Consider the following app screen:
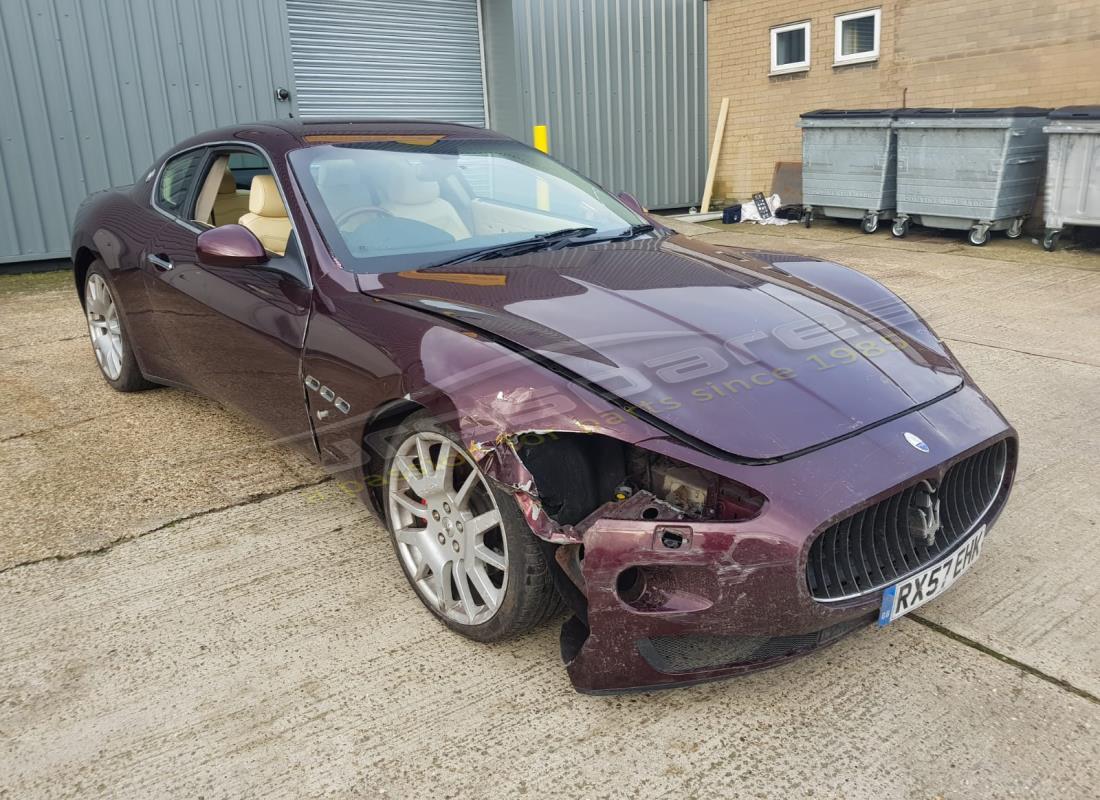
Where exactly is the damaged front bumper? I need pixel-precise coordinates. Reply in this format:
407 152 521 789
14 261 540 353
465 383 1015 694
561 509 879 693
470 432 880 693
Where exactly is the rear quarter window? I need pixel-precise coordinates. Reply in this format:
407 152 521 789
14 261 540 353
155 150 206 216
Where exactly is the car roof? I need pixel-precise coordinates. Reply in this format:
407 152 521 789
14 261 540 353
265 118 510 143
157 119 514 167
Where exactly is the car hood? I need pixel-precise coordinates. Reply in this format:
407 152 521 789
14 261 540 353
357 235 962 461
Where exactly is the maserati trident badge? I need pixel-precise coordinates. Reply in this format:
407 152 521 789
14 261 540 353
904 432 930 453
908 480 942 546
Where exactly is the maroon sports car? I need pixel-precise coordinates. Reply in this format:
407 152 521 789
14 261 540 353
71 119 1016 693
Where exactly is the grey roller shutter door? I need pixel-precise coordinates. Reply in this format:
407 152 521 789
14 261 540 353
287 0 487 126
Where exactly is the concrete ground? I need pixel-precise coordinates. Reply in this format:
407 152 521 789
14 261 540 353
1 222 1098 798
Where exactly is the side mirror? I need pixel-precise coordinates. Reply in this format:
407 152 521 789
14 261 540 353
615 191 670 233
196 224 269 268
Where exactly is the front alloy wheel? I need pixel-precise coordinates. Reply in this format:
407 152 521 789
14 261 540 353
383 413 561 641
389 431 508 625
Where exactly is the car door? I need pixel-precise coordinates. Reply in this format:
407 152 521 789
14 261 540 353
144 145 315 448
138 147 209 386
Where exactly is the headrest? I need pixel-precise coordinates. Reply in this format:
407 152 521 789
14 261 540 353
384 160 441 206
248 175 287 218
218 169 238 195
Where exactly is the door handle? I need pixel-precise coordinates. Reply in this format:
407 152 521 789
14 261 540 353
147 253 173 271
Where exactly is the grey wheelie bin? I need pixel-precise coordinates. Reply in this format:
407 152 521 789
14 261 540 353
891 107 1049 245
1042 106 1100 251
798 108 900 234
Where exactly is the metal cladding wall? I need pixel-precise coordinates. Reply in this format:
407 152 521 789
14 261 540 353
286 0 487 125
495 0 707 210
0 0 296 263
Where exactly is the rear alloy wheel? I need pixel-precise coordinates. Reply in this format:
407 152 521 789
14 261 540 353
84 263 155 392
383 413 561 641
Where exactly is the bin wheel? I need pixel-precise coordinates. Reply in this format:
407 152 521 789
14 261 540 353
861 214 879 234
1006 218 1024 239
801 210 813 228
891 218 909 238
1042 229 1061 252
968 226 990 247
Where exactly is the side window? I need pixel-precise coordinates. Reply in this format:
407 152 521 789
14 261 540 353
227 152 271 190
192 148 283 229
155 150 206 217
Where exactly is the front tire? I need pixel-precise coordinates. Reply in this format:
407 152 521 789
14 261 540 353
84 262 156 392
383 412 561 642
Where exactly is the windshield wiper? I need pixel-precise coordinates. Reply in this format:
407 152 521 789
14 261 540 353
623 222 656 238
581 223 656 244
429 227 598 267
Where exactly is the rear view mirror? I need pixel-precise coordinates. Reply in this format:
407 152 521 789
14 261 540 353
196 224 269 268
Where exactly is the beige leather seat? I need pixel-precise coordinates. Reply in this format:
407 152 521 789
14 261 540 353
380 160 470 241
211 170 251 227
239 175 292 255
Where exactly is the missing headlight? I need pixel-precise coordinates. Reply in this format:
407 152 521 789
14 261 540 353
628 451 765 522
513 433 766 527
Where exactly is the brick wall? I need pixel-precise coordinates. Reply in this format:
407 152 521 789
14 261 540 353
706 0 1100 204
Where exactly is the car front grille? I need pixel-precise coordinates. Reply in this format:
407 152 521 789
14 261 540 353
807 438 1011 601
637 615 873 674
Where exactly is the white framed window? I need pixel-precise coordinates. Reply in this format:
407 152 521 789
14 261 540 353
770 21 810 75
834 8 881 65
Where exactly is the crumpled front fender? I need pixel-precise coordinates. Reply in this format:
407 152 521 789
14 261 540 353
412 325 663 543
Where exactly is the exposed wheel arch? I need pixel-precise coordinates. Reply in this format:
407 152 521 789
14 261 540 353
73 247 98 308
360 398 428 516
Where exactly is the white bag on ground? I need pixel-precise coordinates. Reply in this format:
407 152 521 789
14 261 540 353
740 193 791 225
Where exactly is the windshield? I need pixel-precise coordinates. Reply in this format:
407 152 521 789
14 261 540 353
288 138 646 273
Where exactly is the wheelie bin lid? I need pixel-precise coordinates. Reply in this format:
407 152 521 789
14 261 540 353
1049 106 1100 120
800 108 901 119
894 106 1050 118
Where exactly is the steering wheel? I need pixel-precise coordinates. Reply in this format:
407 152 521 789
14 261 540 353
336 205 394 233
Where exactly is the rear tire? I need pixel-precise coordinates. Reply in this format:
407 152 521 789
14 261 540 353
84 262 156 392
382 411 562 642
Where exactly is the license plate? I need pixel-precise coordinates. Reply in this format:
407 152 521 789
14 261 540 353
877 525 987 626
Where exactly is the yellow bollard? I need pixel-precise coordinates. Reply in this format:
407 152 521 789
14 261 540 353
532 124 549 153
533 124 550 210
